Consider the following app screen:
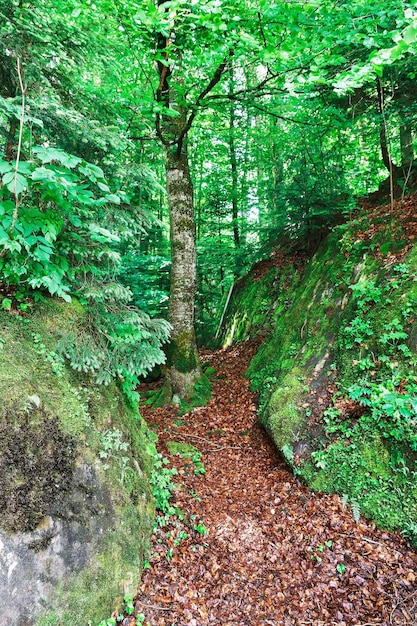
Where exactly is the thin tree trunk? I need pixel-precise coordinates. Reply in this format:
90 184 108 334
400 121 413 168
377 78 396 174
269 117 280 225
165 147 201 398
377 78 395 209
239 110 251 245
229 103 240 249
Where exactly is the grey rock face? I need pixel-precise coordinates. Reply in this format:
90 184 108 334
0 302 154 626
0 460 115 625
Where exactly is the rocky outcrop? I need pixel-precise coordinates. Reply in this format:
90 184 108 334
0 300 155 625
222 213 417 545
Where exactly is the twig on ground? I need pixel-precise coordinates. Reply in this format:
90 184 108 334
390 588 417 624
135 599 172 611
175 433 242 451
341 534 403 556
205 445 243 451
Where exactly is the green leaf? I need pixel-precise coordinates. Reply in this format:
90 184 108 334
105 193 121 205
2 171 28 195
79 162 105 181
68 213 82 227
33 245 53 262
88 223 121 243
403 24 417 45
0 226 9 243
31 167 57 182
17 161 33 175
0 201 14 216
0 160 13 175
32 146 82 169
1 298 12 311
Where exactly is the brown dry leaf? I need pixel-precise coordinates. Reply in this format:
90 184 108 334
135 339 417 626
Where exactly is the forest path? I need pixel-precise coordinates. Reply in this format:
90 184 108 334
135 341 417 626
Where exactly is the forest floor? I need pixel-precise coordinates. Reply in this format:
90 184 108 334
133 339 417 626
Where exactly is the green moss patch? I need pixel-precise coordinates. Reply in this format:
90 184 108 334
36 500 150 626
259 369 306 449
178 373 212 415
304 426 415 532
222 265 298 346
166 330 199 373
166 441 199 458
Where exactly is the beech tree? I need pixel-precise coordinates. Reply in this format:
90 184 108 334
128 0 338 399
152 0 230 399
126 0 266 400
125 0 417 401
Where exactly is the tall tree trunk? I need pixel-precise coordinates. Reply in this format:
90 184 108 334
229 106 240 249
269 117 280 225
239 110 251 245
228 70 240 250
195 149 204 241
154 0 228 401
165 146 201 398
155 0 201 400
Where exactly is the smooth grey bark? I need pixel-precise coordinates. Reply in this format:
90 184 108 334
164 147 201 398
154 3 229 400
154 0 202 399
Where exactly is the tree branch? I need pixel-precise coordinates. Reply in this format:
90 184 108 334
248 101 328 127
176 54 230 155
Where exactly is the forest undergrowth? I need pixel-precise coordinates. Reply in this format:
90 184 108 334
129 339 417 626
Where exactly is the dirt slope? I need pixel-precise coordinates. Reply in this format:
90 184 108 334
135 340 417 626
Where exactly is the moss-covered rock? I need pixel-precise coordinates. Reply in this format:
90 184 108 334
223 217 417 543
0 300 156 626
222 263 299 347
259 369 306 448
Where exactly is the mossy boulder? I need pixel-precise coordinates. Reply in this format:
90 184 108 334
0 300 156 626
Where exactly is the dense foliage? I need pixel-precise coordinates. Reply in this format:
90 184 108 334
0 0 172 385
3 3 417 622
2 0 417 374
